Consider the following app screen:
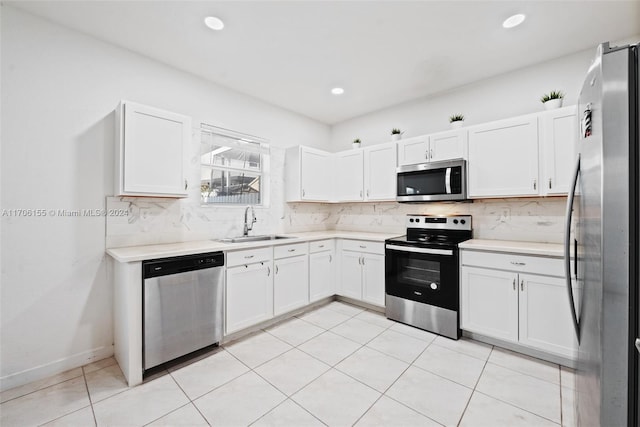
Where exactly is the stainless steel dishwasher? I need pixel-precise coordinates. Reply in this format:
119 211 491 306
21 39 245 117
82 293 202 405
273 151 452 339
142 252 224 372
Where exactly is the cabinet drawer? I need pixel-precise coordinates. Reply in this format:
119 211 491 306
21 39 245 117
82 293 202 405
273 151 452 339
227 247 272 267
309 239 334 253
274 242 309 259
461 250 564 277
341 240 384 254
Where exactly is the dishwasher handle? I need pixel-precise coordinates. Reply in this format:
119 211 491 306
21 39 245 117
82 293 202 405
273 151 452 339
143 252 225 278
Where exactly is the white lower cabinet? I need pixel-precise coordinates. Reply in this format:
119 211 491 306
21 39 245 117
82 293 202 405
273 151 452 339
226 260 273 335
460 249 578 359
309 240 335 302
274 243 309 315
518 273 578 356
339 240 385 307
461 266 519 342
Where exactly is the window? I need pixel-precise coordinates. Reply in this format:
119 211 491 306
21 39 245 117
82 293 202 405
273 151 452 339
200 124 269 205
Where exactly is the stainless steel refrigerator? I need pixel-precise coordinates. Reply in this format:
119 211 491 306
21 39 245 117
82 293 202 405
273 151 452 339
565 42 638 426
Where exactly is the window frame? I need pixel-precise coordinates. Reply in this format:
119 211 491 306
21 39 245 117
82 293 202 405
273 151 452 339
200 124 270 207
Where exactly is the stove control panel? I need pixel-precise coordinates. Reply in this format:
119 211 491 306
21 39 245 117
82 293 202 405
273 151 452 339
406 215 472 231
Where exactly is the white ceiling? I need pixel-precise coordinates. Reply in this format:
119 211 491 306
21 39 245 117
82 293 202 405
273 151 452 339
8 1 640 124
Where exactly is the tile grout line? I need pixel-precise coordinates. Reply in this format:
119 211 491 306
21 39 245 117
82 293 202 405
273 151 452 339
163 370 212 426
470 347 564 426
455 345 493 426
81 367 99 427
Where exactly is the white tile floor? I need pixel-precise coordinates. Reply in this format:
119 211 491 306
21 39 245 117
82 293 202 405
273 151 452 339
0 301 577 426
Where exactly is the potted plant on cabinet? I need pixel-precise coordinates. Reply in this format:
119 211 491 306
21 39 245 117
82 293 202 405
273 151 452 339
541 90 564 110
391 128 403 141
449 114 465 129
352 138 361 149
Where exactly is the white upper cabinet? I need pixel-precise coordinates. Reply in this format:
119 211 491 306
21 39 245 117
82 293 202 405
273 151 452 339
539 105 577 195
364 142 397 201
397 135 430 166
467 114 539 198
115 101 190 197
335 150 364 201
429 129 467 162
285 146 333 202
397 130 466 166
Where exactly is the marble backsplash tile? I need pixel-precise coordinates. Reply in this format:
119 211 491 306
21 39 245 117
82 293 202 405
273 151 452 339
106 195 567 248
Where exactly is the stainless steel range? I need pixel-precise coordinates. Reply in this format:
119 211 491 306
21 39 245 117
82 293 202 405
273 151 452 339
385 215 472 339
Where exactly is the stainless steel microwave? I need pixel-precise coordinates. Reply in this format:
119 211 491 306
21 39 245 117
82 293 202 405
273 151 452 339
396 159 467 202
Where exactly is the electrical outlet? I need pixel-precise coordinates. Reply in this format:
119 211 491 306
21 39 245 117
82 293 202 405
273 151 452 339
140 207 150 220
499 208 511 222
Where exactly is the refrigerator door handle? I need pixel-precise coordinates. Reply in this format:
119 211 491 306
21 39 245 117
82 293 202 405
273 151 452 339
636 338 640 354
564 154 581 341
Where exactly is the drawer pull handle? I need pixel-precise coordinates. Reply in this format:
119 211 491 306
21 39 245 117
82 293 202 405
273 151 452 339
318 245 325 248
359 245 366 248
288 249 296 252
244 255 254 259
510 261 526 266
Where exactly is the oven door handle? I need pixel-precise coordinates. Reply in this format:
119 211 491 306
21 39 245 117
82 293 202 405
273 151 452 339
386 244 453 256
445 167 452 194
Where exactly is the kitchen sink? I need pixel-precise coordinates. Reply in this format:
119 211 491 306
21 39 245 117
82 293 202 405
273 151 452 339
215 235 297 243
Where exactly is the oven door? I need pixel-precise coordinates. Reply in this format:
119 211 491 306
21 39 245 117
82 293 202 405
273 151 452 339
385 243 459 311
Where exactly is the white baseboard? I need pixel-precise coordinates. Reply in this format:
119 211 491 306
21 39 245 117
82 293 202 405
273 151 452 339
0 345 114 392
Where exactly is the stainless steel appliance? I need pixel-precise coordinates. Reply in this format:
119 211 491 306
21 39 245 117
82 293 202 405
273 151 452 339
565 42 638 426
385 215 472 339
143 252 224 372
396 159 467 202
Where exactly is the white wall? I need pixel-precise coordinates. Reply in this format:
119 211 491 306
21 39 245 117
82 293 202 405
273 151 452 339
330 48 596 149
0 6 330 390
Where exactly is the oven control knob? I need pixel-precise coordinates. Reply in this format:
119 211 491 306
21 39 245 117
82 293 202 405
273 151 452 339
430 283 438 290
460 219 466 225
409 218 414 223
453 219 459 224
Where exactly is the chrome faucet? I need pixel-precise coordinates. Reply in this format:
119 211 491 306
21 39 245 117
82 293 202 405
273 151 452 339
243 206 257 236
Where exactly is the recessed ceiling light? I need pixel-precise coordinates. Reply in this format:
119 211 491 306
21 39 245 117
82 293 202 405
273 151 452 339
502 14 526 29
331 87 345 95
204 16 224 31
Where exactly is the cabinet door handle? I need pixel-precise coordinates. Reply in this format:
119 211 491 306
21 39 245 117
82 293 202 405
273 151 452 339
184 179 188 190
362 257 366 266
533 179 537 190
430 148 433 159
513 279 516 290
244 255 254 259
267 266 270 276
359 256 363 265
329 254 332 262
275 265 279 274
549 178 552 189
425 150 429 160
366 189 369 197
510 261 526 266
521 280 524 291
360 190 363 198
302 189 305 197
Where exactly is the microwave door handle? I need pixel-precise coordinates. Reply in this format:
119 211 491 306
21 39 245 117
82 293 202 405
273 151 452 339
445 168 452 194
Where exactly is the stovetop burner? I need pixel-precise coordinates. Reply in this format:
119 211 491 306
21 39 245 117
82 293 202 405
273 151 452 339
386 215 472 249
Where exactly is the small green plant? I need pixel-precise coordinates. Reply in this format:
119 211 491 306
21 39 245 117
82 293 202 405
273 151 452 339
540 90 564 103
391 128 402 135
353 138 361 144
449 114 465 123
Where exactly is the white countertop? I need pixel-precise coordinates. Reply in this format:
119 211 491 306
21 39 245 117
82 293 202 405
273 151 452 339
106 230 402 263
458 239 564 257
